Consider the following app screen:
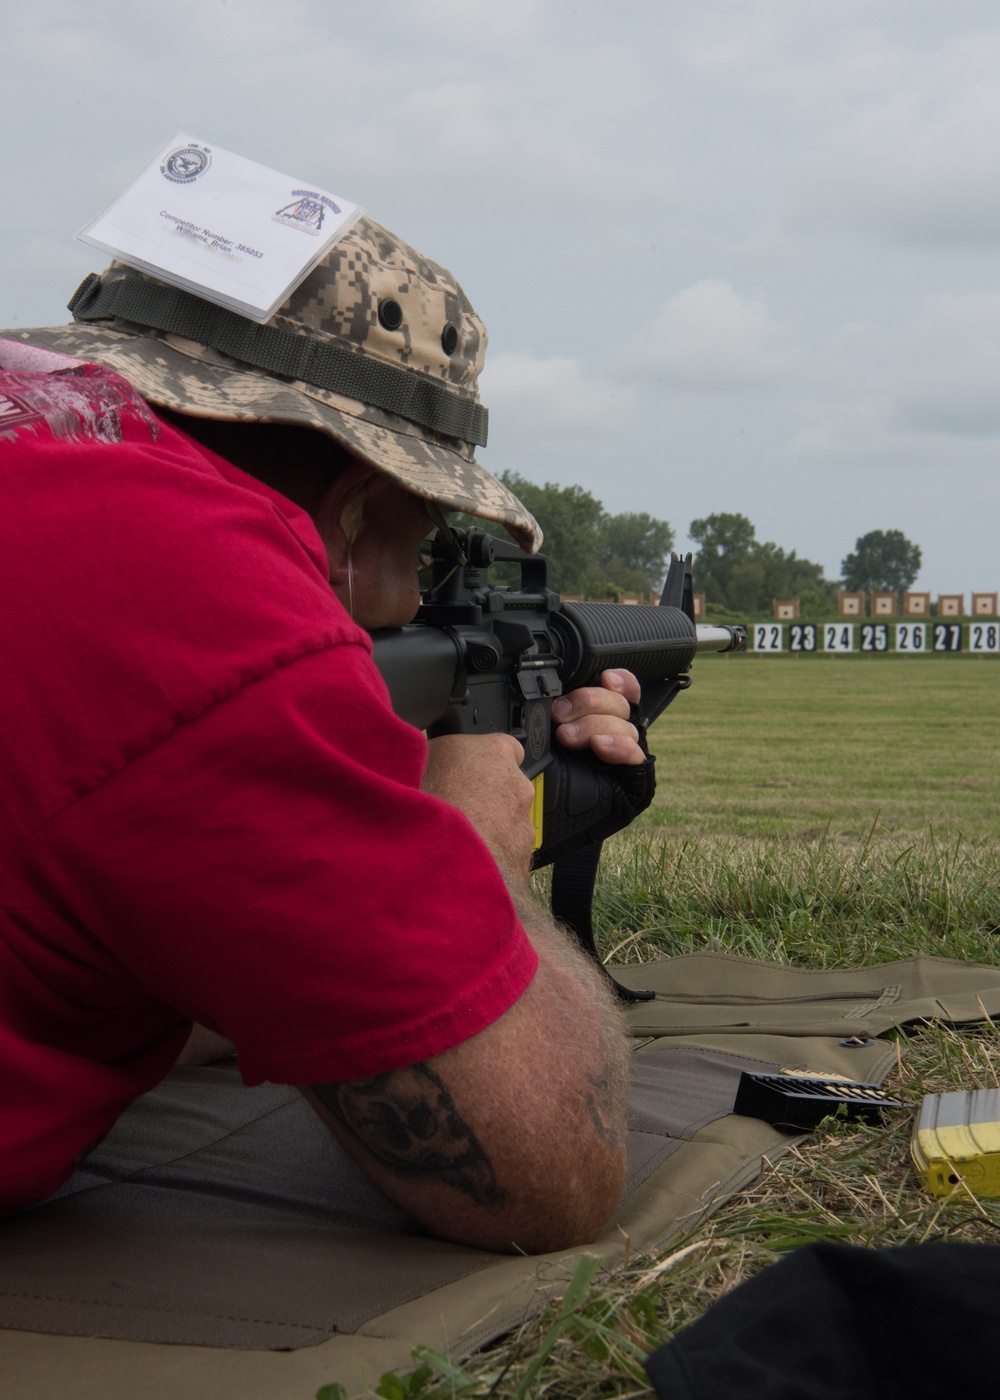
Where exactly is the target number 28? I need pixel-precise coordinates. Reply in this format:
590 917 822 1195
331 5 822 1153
970 622 1000 653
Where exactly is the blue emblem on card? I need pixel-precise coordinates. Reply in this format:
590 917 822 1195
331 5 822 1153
160 145 212 184
272 190 342 236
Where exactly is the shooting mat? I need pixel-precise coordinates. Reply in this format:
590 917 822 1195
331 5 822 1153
3 952 999 1400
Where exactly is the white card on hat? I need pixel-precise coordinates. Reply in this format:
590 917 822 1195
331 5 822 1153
78 133 361 323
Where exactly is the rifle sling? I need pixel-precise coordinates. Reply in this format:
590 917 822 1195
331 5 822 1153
551 844 655 1003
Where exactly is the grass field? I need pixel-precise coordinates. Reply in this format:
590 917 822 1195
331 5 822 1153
643 654 1000 842
322 660 1000 1399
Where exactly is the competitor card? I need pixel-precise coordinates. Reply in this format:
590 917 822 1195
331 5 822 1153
78 133 361 322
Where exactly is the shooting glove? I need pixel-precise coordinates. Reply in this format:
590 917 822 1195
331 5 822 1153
532 706 656 870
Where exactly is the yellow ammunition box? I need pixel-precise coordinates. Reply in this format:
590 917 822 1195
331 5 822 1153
910 1088 1000 1198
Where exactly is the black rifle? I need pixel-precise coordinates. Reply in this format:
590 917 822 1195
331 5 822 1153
371 527 745 1000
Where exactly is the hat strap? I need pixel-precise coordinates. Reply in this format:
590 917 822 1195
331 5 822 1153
68 272 489 447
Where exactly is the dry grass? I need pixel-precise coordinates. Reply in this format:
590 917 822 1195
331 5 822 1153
591 829 1000 968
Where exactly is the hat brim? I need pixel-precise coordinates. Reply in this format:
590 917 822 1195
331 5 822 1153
15 322 542 553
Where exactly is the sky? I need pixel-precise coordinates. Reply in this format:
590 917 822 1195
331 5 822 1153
4 0 1000 596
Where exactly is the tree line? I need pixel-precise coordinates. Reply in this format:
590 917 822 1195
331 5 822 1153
458 472 676 598
461 474 922 610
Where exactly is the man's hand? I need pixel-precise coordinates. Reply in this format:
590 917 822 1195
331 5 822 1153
422 732 536 882
422 669 646 872
552 668 645 766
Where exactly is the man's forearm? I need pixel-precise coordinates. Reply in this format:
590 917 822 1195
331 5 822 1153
507 884 631 1158
305 887 630 1254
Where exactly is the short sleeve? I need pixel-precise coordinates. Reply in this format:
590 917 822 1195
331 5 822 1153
16 641 538 1085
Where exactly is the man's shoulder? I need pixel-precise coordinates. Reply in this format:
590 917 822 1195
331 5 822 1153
0 334 333 593
0 336 226 527
0 335 372 840
1 334 161 447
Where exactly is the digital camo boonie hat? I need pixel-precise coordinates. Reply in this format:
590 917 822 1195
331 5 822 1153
14 218 541 551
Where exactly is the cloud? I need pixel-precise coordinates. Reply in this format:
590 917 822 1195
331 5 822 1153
669 0 799 78
390 0 542 43
479 351 635 453
788 291 1000 461
0 237 96 329
895 294 1000 435
621 280 797 389
1 3 675 232
791 51 1000 244
340 79 673 216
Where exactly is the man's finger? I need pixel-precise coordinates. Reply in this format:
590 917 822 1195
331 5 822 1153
599 669 642 703
551 687 631 725
554 715 645 766
589 733 647 766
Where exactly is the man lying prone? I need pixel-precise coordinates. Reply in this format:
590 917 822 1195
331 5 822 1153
0 212 650 1253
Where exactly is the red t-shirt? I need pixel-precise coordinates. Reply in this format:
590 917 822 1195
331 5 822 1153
0 340 537 1214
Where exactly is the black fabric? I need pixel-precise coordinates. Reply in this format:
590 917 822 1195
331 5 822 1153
550 842 602 951
550 844 657 1003
540 704 657 1002
645 1241 1000 1399
535 716 656 873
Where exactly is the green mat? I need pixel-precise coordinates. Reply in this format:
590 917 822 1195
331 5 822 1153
3 953 997 1399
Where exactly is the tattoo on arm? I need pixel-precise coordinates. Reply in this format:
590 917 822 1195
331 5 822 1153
586 1070 621 1148
313 1063 504 1210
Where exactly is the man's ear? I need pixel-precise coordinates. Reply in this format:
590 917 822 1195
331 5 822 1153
313 461 377 584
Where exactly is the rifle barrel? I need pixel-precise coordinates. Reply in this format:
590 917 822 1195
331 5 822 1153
695 624 747 653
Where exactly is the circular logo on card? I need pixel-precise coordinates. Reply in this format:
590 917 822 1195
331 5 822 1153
160 145 212 184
